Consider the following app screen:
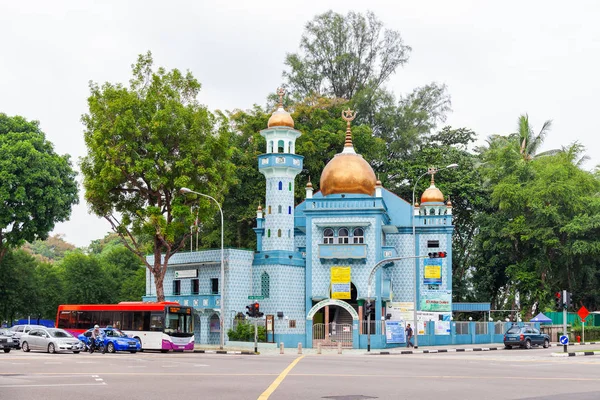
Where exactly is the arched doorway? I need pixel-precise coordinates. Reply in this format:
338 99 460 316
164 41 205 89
307 299 359 349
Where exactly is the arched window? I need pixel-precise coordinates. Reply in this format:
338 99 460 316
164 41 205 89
353 228 364 244
261 272 270 298
277 229 282 237
323 228 334 244
209 314 220 335
278 181 283 190
278 140 284 153
288 141 292 154
288 182 292 191
269 141 273 153
268 205 272 214
338 228 349 244
278 205 282 213
288 206 291 214
267 229 271 237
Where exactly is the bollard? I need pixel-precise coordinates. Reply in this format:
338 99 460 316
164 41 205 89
298 342 302 354
280 342 284 354
317 342 322 354
337 342 342 354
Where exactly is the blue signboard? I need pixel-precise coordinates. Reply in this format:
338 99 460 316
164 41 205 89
559 335 569 345
385 320 406 344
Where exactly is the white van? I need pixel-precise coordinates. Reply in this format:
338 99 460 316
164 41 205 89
9 324 46 349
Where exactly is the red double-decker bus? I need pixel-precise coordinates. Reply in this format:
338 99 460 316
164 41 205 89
56 302 194 351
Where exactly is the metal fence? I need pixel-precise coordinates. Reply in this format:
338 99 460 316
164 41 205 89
313 323 353 348
455 321 470 335
360 320 385 336
475 322 488 335
494 322 505 334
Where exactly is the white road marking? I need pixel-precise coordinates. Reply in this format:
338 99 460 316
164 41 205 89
194 364 209 367
0 383 107 388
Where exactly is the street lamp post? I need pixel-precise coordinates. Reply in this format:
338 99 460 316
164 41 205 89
180 187 225 350
411 163 457 348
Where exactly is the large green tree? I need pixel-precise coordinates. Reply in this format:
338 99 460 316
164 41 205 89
81 52 236 301
283 10 411 100
0 114 78 264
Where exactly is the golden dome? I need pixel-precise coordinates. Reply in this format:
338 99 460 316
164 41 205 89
420 175 445 203
319 108 376 196
267 87 294 128
267 107 294 128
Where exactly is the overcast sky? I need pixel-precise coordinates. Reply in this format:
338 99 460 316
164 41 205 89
2 0 599 247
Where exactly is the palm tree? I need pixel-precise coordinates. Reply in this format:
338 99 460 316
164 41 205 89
513 114 558 161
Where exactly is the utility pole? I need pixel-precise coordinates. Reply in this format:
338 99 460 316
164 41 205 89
563 289 567 353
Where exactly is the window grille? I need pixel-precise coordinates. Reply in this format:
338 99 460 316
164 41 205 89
353 228 364 244
338 228 349 244
323 228 334 244
261 272 270 298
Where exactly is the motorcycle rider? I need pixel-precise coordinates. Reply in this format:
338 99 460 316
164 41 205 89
90 325 105 354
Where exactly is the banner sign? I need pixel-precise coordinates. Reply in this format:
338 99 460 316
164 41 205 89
385 320 406 344
420 291 452 312
331 267 351 299
423 258 442 285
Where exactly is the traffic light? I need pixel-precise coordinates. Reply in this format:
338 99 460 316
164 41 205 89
365 301 374 318
428 251 447 258
254 302 264 318
566 292 573 309
554 292 562 310
246 303 255 318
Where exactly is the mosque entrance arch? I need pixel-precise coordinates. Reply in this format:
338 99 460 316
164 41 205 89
307 299 359 348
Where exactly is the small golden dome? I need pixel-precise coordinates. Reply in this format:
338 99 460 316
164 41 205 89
320 108 376 196
267 107 294 128
376 179 382 186
267 87 294 128
421 175 445 203
306 179 313 188
257 204 263 211
446 197 452 207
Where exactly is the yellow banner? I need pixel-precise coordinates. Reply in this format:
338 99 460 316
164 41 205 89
424 265 441 279
331 267 351 299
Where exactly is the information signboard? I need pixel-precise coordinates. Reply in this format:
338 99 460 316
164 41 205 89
385 320 406 344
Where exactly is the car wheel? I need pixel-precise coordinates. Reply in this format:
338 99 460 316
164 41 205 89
107 342 115 353
48 343 56 354
525 339 532 349
134 337 143 352
543 339 549 348
504 345 512 349
22 342 30 352
3 348 10 353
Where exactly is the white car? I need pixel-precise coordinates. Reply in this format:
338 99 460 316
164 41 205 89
20 327 83 354
9 324 46 349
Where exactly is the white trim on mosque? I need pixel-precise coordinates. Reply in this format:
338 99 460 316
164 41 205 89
306 299 360 320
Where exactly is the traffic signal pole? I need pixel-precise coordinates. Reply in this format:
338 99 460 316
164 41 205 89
366 254 431 352
563 289 568 353
254 318 258 354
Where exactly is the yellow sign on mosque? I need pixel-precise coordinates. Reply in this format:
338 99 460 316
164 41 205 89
331 267 351 299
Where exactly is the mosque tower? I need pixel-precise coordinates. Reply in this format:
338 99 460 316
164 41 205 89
256 88 303 252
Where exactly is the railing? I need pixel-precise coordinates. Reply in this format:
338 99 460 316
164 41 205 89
313 323 353 348
455 321 470 335
494 322 505 334
475 322 488 335
360 320 386 336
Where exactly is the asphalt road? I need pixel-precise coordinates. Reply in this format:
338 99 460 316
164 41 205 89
1 345 599 400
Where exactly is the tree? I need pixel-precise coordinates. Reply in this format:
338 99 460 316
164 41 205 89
0 114 78 264
283 10 411 100
0 250 39 323
21 234 76 263
60 252 115 304
81 52 236 301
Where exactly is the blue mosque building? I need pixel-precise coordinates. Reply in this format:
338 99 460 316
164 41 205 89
144 91 454 349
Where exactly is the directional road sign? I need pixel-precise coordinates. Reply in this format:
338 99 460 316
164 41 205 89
559 335 569 345
248 296 264 300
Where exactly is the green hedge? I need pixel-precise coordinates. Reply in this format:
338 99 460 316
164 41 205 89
571 326 600 341
227 321 266 342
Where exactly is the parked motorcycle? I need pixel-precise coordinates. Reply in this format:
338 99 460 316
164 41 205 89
82 336 105 354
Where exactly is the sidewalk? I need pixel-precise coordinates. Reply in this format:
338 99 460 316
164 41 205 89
192 342 508 356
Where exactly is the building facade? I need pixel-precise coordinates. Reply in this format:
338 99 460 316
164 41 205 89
144 91 454 349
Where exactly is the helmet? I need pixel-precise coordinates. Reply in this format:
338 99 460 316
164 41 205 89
94 325 99 329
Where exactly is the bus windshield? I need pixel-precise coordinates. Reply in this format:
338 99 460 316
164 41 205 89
164 307 193 336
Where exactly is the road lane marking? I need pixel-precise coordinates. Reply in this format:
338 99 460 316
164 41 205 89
0 383 107 388
258 355 305 400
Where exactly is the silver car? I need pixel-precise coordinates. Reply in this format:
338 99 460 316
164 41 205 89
20 328 83 354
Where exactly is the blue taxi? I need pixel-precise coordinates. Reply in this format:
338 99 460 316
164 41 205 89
78 327 141 353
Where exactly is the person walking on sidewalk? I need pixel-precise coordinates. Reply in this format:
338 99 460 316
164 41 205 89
405 323 414 348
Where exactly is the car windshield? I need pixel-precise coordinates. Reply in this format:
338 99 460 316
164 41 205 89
507 326 522 334
0 328 11 336
48 329 72 338
105 329 128 338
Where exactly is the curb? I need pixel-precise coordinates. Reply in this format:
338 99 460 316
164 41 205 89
193 350 255 355
550 342 599 347
369 346 503 355
551 351 600 357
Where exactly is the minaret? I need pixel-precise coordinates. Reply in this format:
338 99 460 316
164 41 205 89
257 88 303 251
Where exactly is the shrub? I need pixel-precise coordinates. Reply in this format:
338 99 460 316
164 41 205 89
227 321 266 342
